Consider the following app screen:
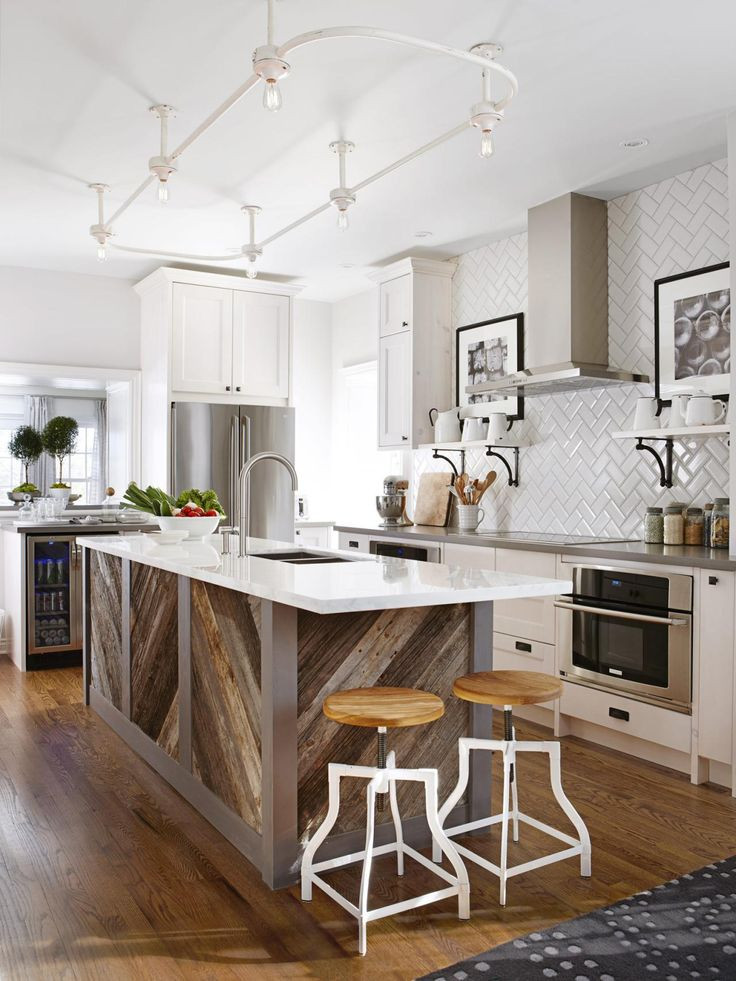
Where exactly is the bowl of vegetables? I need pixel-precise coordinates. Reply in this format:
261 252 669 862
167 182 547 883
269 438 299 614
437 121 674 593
122 483 225 540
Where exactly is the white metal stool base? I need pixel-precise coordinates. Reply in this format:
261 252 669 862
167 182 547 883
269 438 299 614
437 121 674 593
434 719 591 906
301 749 470 955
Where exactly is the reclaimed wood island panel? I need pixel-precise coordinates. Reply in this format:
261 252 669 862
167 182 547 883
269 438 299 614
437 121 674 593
82 535 570 888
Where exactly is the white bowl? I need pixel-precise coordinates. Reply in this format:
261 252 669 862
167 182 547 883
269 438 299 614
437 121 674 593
157 515 221 540
150 529 190 545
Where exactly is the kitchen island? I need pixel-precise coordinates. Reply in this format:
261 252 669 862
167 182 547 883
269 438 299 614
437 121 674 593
80 534 571 888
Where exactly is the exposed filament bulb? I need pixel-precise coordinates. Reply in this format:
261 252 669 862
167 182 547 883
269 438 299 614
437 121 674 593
480 130 494 159
263 79 282 112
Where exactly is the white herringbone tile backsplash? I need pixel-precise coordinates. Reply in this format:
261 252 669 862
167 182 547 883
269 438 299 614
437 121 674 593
414 160 730 539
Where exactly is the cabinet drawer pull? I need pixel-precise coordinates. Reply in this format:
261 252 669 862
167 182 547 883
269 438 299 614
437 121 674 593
708 575 719 585
348 540 360 549
608 707 629 722
225 385 231 391
515 641 532 653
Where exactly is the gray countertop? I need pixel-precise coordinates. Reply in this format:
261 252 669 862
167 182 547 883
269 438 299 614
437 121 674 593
334 523 736 570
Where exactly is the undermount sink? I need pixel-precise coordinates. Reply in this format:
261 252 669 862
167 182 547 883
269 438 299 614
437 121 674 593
250 549 353 565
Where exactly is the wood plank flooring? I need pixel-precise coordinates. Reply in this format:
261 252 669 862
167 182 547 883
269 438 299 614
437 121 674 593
1 659 735 980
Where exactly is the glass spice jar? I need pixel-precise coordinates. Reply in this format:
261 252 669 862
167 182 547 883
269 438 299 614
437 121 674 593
663 505 684 545
711 498 730 549
703 502 714 546
643 506 664 544
684 507 704 546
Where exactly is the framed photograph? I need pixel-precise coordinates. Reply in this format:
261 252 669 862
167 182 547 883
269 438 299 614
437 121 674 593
455 313 524 421
654 262 730 400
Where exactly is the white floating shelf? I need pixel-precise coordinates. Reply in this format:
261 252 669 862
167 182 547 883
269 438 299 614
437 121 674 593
612 424 730 440
419 439 529 450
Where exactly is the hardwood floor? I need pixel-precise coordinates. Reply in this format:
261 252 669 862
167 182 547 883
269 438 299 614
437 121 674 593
1 660 735 980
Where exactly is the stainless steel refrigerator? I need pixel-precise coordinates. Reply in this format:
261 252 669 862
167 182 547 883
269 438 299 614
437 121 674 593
171 402 296 542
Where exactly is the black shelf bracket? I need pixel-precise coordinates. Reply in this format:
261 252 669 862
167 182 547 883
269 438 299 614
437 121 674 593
431 447 465 478
485 445 520 487
635 437 674 488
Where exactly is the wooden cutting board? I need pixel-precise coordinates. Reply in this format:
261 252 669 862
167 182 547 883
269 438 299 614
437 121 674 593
412 472 454 527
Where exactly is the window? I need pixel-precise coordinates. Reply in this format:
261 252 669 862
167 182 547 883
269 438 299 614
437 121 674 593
0 396 27 495
66 425 98 504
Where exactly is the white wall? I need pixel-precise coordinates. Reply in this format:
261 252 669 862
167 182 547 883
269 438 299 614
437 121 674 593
292 298 333 520
0 267 140 370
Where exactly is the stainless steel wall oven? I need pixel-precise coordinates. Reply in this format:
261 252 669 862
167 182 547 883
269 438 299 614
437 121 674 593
556 565 693 713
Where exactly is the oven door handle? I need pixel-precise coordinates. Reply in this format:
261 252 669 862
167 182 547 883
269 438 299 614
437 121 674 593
553 599 689 627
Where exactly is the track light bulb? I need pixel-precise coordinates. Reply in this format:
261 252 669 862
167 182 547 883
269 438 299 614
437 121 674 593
263 79 282 112
337 209 349 232
246 255 258 279
480 130 494 159
97 244 107 262
158 181 169 203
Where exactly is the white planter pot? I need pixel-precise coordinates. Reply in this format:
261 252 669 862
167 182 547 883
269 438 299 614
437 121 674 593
49 487 70 504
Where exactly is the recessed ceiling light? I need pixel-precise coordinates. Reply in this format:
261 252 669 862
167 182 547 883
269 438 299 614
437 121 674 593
619 138 649 150
414 230 433 238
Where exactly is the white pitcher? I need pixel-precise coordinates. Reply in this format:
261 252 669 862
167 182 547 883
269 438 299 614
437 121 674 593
667 394 689 429
429 407 461 443
462 417 486 442
632 397 660 431
685 395 727 427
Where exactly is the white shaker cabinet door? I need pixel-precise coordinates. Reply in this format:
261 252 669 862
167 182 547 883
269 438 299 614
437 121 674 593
493 548 558 644
697 569 734 765
171 283 234 394
379 273 411 337
378 331 411 448
232 291 290 400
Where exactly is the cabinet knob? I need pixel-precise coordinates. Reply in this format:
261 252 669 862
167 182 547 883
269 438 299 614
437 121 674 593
402 435 408 441
236 386 241 392
708 575 719 585
401 320 409 327
225 385 231 392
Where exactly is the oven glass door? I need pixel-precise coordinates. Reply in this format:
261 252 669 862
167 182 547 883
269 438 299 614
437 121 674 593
572 603 670 689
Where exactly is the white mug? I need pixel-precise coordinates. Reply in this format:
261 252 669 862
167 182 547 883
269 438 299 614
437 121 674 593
632 397 660 431
667 394 689 429
457 503 485 531
462 417 486 442
487 413 509 442
685 395 727 427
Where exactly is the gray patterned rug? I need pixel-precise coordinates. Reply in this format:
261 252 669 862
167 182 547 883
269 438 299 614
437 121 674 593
418 856 736 980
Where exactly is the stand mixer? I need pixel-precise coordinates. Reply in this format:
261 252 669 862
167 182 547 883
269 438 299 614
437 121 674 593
375 475 412 527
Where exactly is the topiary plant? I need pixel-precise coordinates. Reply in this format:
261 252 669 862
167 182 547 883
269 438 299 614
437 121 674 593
42 416 78 488
8 425 43 491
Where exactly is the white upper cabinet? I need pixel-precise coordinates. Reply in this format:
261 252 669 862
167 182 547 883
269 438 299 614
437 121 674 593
371 257 456 449
171 284 233 394
379 273 412 337
232 291 290 399
379 331 411 447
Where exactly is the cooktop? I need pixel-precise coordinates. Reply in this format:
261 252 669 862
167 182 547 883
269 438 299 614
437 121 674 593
476 531 638 546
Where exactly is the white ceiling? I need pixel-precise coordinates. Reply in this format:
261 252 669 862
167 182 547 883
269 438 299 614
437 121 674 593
1 0 735 301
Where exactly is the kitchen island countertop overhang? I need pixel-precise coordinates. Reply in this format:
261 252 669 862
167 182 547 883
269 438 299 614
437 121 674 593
79 532 571 889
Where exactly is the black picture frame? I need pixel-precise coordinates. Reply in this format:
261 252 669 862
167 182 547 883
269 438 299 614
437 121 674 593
455 312 525 423
654 261 730 403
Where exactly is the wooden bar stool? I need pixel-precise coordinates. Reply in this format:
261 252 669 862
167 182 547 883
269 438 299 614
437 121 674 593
432 670 591 905
301 686 470 955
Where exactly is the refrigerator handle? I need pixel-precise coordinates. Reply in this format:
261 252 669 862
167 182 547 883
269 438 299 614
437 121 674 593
230 415 239 526
169 402 177 496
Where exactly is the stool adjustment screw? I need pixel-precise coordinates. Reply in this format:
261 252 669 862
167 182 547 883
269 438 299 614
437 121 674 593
377 727 387 813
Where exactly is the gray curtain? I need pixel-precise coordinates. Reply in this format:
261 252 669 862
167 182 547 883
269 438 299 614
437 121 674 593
91 398 107 504
25 395 49 491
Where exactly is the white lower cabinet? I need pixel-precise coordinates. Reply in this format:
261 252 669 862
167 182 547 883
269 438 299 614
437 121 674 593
696 570 734 765
493 549 558 644
443 542 495 570
493 632 555 675
560 681 691 754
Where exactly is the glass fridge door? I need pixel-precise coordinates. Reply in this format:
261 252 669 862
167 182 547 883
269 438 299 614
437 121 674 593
27 536 81 654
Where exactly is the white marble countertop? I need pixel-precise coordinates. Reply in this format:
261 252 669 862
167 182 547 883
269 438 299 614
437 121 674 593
78 533 572 615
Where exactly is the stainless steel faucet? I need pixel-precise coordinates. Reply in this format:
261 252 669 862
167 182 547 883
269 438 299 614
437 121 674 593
238 451 298 557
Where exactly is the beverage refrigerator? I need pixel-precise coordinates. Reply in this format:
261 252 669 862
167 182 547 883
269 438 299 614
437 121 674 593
26 535 83 660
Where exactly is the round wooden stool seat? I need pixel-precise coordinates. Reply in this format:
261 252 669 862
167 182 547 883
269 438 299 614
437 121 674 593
453 670 563 707
323 686 444 728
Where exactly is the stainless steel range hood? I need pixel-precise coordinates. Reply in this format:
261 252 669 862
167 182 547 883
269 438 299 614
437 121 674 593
466 192 649 398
